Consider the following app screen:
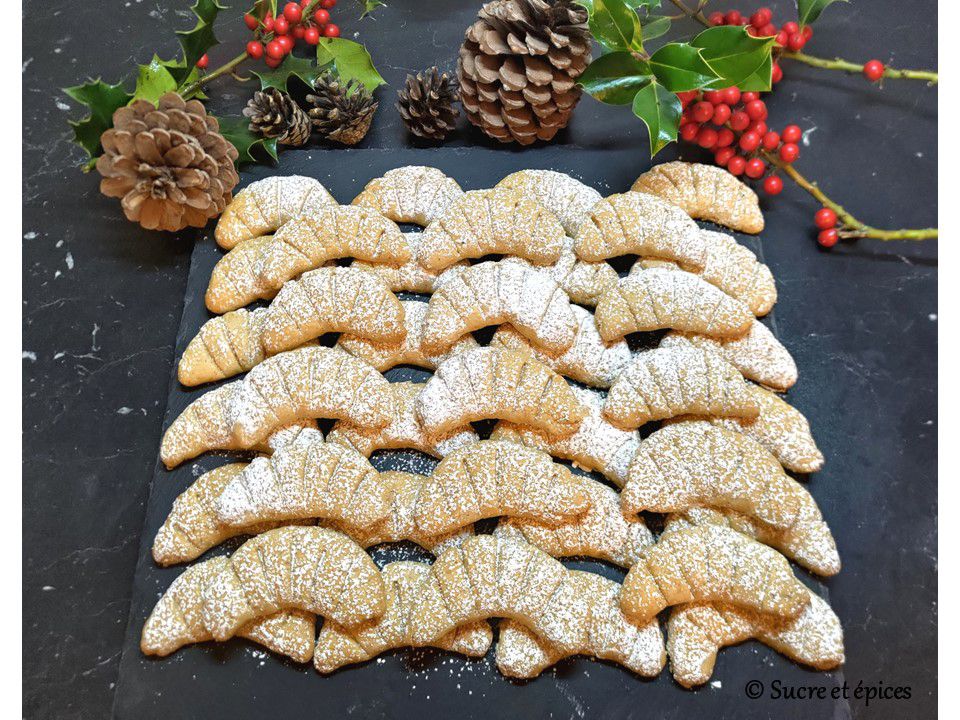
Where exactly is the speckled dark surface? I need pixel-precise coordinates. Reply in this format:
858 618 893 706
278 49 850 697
23 1 936 718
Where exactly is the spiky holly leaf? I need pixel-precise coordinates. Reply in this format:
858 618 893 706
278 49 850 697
631 76 681 156
691 26 775 89
578 51 651 105
640 15 671 41
252 54 325 92
797 0 848 25
63 78 134 166
736 51 773 91
315 38 386 90
133 55 179 104
648 42 719 91
359 0 386 18
580 0 644 52
218 115 279 166
171 0 229 85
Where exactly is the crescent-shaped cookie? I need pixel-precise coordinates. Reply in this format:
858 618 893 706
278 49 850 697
178 307 271 387
337 300 479 372
490 305 631 389
142 526 384 652
490 386 640 487
495 571 665 679
212 438 390 529
630 161 764 234
260 267 405 355
424 261 577 354
215 175 336 249
325 471 473 555
413 440 591 536
665 506 840 577
314 561 492 673
417 188 565 272
603 346 758 429
417 347 587 437
140 556 315 661
352 232 467 293
632 230 776 316
659 321 798 392
503 236 619 308
496 169 602 235
666 591 844 687
594 268 754 342
206 207 410 313
227 346 394 447
351 166 464 226
623 422 838 567
326 381 479 458
620 525 810 624
573 191 706 266
495 477 653 567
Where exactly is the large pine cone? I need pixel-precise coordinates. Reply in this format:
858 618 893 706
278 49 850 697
96 92 239 232
306 72 378 146
243 87 311 147
396 67 460 141
458 0 590 145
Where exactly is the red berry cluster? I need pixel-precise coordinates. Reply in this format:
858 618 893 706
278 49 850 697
242 0 340 68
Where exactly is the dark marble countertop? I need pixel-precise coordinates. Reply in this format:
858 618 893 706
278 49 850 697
23 1 936 718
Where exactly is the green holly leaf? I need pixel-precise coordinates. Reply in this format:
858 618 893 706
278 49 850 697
631 77 681 156
640 15 671 41
132 55 179 104
578 51 651 105
359 0 386 18
253 54 325 91
217 115 279 166
315 38 386 90
736 51 773 91
797 0 848 25
691 26 775 88
648 42 719 91
63 78 134 165
585 0 644 52
172 0 228 85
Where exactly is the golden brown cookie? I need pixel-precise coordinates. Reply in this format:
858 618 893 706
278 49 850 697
314 561 492 673
496 169 602 235
514 235 620 307
352 232 467 293
603 346 758 429
417 347 587 437
215 176 336 249
351 166 464 226
630 161 764 234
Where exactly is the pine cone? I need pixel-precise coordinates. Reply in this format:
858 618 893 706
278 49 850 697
396 67 460 141
305 72 378 146
96 92 239 232
458 0 590 145
242 87 311 147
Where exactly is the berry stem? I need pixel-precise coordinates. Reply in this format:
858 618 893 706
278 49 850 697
760 150 938 240
780 51 938 84
181 50 250 99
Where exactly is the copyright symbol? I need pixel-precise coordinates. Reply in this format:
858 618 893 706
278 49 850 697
745 680 764 699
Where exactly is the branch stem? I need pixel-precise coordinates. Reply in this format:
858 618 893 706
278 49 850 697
181 51 249 98
780 51 938 83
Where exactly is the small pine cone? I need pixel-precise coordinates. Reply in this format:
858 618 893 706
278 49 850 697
242 87 311 147
95 92 239 232
305 72 378 146
396 67 460 141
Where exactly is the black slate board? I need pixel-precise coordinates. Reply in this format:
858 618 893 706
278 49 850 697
112 148 850 719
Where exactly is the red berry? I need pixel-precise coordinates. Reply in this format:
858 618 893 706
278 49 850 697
787 32 806 51
321 0 337 7
313 8 330 25
691 101 714 123
265 39 285 59
727 155 747 175
323 23 340 37
263 15 275 31
761 131 780 151
711 103 731 125
276 34 294 52
745 157 766 179
679 122 700 142
746 25 759 37
750 120 768 136
729 111 751 132
714 147 736 167
745 99 767 120
763 175 783 195
196 53 209 69
741 91 759 103
782 124 802 143
781 21 799 35
246 40 264 59
802 25 813 40
294 24 306 39
265 55 282 68
775 30 789 46
738 131 760 152
817 229 839 248
759 23 777 36
724 10 742 25
814 207 838 229
697 126 719 149
709 11 725 25
716 128 735 147
750 8 772 27
283 2 302 22
304 26 320 44
704 89 724 105
274 16 290 34
244 13 259 30
301 0 312 6
863 59 885 82
676 90 698 107
771 63 783 83
721 86 741 105
779 142 800 162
